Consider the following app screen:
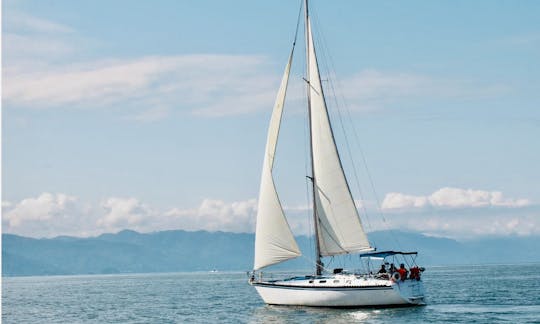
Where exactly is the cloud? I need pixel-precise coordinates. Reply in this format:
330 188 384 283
4 33 76 59
1 193 94 238
382 187 530 211
97 197 154 231
374 207 540 240
3 54 279 117
2 190 538 240
1 193 258 238
372 187 537 239
5 12 75 34
2 193 77 228
335 70 511 112
344 70 431 101
3 12 78 63
4 11 513 120
164 198 257 233
3 11 280 118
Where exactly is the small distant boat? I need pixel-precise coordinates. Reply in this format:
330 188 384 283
249 0 426 307
210 269 218 273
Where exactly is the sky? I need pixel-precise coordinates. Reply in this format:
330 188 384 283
2 0 539 240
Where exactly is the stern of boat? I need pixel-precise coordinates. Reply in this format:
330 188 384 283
392 279 426 305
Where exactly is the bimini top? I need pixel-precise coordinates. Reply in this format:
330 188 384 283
358 251 418 258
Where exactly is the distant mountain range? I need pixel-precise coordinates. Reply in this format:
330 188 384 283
3 230 539 276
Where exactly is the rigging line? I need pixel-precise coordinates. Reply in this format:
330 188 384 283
308 10 403 251
297 253 331 274
321 57 373 233
292 0 303 46
309 9 374 233
340 91 405 250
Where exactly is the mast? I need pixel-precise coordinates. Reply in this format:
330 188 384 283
304 0 323 276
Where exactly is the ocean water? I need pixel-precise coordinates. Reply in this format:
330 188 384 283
3 264 539 323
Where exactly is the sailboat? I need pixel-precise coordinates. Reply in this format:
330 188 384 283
249 0 426 307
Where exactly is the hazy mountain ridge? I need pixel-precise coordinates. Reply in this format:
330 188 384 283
3 230 539 276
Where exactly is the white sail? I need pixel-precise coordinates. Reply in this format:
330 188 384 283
254 50 301 270
306 17 372 256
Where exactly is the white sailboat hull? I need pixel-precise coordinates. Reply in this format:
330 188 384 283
251 275 425 307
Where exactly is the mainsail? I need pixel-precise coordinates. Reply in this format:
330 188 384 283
253 49 301 270
306 17 372 256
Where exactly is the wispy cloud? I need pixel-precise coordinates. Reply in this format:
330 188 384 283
3 11 281 118
3 11 78 63
5 56 512 119
336 70 511 112
5 12 75 34
4 11 515 120
4 33 76 59
4 54 279 117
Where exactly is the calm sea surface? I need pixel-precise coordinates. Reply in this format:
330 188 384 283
3 264 540 323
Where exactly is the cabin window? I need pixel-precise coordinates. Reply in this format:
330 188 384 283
319 280 326 283
333 280 340 283
309 280 314 283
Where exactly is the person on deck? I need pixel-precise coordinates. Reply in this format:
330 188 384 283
409 266 421 280
377 264 390 279
398 264 408 281
389 263 397 273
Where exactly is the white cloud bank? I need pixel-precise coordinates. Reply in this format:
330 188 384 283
382 187 530 211
373 187 538 239
3 193 77 227
2 193 257 238
2 188 537 240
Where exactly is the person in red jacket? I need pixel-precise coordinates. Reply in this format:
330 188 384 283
409 266 421 280
398 263 408 281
